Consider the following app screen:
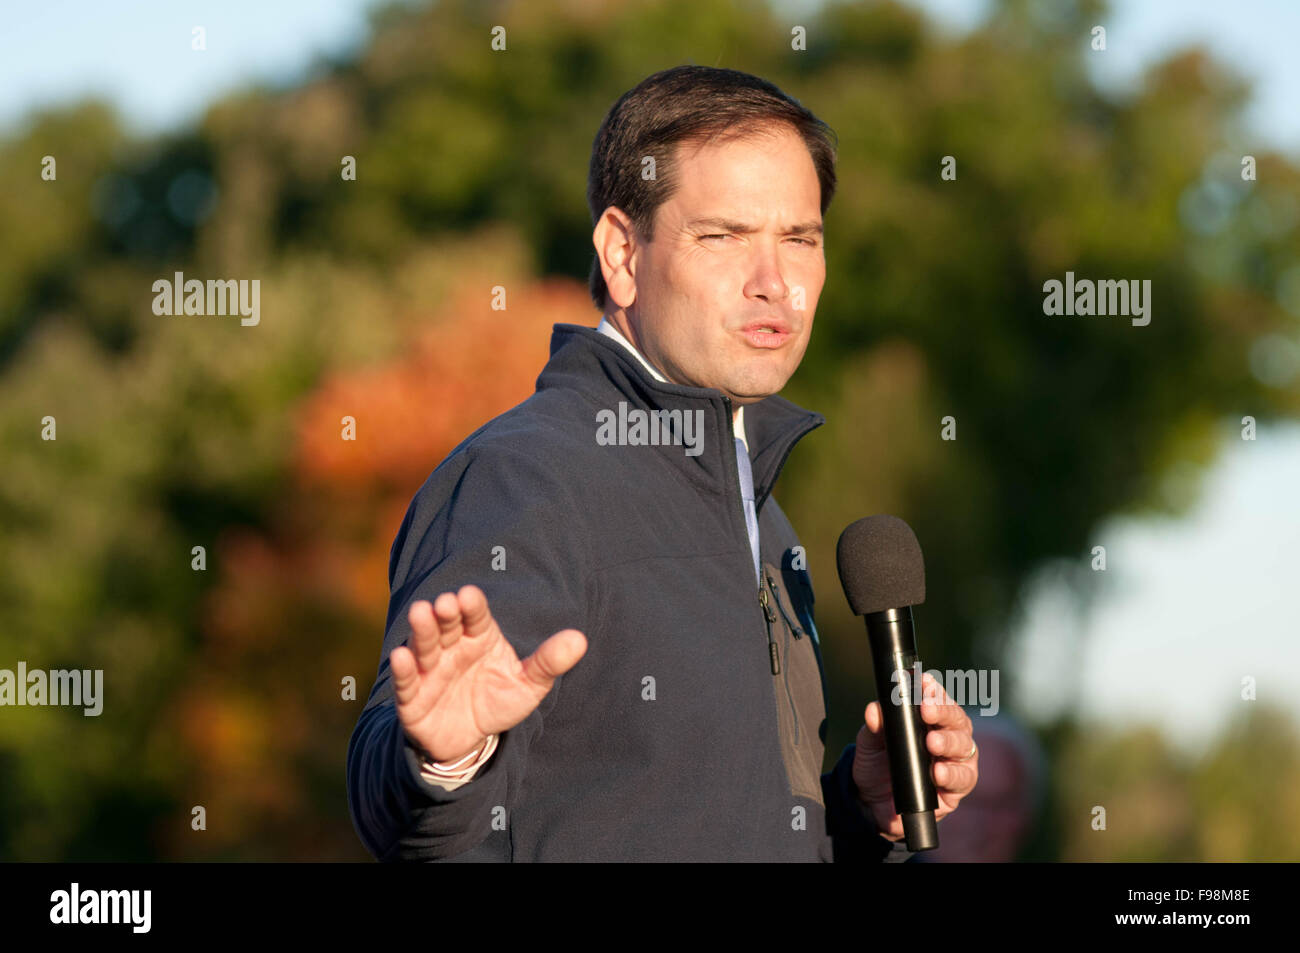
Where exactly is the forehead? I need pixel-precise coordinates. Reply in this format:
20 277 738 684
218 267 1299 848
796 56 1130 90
660 124 821 219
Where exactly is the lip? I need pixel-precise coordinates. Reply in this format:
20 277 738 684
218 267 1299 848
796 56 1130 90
740 320 793 349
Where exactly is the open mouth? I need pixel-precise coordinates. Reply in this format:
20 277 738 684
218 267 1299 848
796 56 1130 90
742 325 791 348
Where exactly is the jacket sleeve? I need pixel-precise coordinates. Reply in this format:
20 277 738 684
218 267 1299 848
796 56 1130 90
822 744 916 863
346 442 591 862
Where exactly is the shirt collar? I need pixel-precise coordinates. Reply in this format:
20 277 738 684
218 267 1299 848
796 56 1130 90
596 316 749 452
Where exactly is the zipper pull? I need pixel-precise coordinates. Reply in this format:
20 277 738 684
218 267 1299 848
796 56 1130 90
758 586 779 675
765 573 804 640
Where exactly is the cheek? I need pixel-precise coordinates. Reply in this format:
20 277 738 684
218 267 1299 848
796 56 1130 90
776 255 822 312
792 274 822 326
801 259 826 299
685 241 753 282
650 251 694 302
676 249 735 295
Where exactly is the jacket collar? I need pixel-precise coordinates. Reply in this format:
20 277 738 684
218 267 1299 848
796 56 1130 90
536 323 824 512
594 316 751 453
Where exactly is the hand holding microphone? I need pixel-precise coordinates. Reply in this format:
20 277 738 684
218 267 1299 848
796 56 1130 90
837 515 979 851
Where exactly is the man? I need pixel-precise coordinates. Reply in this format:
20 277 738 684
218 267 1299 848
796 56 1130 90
346 65 978 862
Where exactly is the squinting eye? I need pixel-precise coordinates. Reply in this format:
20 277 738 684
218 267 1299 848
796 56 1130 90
701 234 729 241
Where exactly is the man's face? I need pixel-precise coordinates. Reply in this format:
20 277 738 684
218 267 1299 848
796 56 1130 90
602 123 825 405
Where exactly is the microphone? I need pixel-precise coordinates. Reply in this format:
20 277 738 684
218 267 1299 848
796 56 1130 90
836 514 939 852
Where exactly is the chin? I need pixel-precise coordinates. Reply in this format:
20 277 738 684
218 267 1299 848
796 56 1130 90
734 372 792 402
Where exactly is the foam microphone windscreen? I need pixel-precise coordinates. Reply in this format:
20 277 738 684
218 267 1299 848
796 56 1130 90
836 514 926 615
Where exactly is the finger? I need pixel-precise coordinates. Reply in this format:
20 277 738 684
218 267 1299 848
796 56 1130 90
391 645 419 708
933 758 977 794
927 728 974 760
875 820 906 842
457 585 494 640
920 674 963 726
407 600 442 671
521 629 588 690
922 671 950 697
431 590 465 650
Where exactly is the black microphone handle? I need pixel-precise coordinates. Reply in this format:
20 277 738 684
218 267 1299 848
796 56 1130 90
863 606 939 851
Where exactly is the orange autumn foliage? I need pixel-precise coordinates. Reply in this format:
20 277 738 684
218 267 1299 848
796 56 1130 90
293 278 594 492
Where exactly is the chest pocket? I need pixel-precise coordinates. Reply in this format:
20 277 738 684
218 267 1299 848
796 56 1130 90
760 559 827 804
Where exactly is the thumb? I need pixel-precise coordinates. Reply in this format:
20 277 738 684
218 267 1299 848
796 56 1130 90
520 629 588 690
858 701 887 750
854 700 898 814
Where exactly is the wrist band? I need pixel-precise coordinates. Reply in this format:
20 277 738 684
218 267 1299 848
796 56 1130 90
422 733 497 777
431 739 487 769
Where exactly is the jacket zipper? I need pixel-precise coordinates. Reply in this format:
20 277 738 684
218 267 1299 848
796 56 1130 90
725 392 812 748
729 392 780 677
759 584 779 674
760 574 801 746
765 572 803 640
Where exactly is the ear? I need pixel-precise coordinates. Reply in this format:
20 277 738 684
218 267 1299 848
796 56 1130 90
592 206 641 310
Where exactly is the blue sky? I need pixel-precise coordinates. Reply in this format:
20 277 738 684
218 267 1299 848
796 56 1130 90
0 0 413 136
3 0 1298 754
3 0 1300 156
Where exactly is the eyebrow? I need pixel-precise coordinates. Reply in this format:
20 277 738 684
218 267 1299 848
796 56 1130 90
685 217 824 236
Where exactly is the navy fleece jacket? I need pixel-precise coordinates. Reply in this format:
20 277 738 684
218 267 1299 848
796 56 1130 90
346 323 914 862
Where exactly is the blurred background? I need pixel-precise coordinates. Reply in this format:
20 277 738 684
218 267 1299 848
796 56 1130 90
1 0 1297 861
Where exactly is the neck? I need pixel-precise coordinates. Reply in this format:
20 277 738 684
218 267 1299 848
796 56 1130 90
603 311 744 426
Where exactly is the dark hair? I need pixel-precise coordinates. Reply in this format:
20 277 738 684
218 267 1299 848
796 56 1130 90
586 65 838 310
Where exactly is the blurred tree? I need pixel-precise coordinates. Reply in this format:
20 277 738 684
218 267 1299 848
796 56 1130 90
1055 703 1300 861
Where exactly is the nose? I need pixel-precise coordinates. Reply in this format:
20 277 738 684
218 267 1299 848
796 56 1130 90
744 240 789 304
